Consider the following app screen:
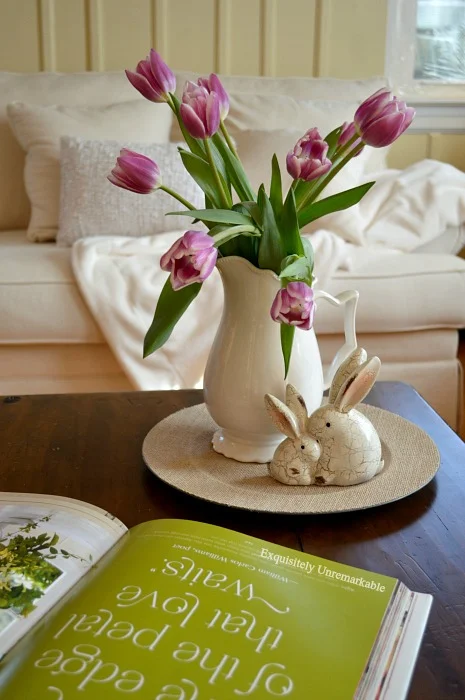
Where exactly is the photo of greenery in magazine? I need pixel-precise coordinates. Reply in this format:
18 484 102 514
0 494 126 659
0 515 64 619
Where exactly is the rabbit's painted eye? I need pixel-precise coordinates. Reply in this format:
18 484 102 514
301 445 305 450
326 422 331 427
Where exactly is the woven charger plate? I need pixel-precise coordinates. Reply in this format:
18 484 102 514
142 403 440 514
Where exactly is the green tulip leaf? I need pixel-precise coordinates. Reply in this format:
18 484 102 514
270 154 283 221
324 125 344 160
280 187 304 257
298 181 375 228
281 324 295 379
143 277 202 357
178 149 224 209
234 201 263 227
166 208 252 226
212 134 256 202
279 256 313 286
257 185 284 273
302 237 315 274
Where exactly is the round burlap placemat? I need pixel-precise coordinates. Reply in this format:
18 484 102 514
142 403 440 514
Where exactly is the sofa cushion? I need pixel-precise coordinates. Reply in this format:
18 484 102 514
0 70 135 231
316 248 465 334
2 231 465 347
0 230 103 343
7 100 172 242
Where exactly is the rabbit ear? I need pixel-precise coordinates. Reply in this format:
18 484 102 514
264 393 301 439
329 347 368 404
285 384 307 433
334 356 381 413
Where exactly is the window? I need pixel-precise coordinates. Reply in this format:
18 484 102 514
415 0 465 82
386 0 465 132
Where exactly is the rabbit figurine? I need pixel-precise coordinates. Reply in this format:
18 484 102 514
264 348 384 486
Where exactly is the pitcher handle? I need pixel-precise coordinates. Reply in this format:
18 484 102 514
313 289 359 391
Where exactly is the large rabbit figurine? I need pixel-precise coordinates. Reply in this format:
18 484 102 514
264 348 384 486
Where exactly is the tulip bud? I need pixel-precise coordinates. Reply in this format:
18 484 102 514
270 282 315 330
125 49 176 103
108 149 162 194
160 230 218 290
197 73 229 120
354 88 415 148
286 129 332 182
180 81 221 139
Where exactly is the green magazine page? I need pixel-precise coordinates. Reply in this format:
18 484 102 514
0 519 396 698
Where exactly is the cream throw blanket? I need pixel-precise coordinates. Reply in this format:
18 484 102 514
72 160 465 390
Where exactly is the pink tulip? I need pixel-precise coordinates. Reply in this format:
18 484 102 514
270 282 315 330
108 149 162 194
354 88 415 148
160 230 218 290
338 121 357 146
197 73 229 120
180 81 221 139
286 128 332 182
337 121 364 156
125 49 176 103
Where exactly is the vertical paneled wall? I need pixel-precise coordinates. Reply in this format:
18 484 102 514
0 0 463 169
0 0 389 77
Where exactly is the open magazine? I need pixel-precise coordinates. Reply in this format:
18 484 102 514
0 493 432 699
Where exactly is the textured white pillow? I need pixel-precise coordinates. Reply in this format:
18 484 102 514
171 93 389 174
7 100 172 242
57 138 204 246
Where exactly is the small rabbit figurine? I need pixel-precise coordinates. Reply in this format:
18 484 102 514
264 348 384 486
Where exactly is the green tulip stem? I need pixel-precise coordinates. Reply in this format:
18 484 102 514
220 121 239 159
159 185 196 210
309 140 362 203
204 138 231 208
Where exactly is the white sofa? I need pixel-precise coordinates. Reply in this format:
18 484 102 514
1 69 465 433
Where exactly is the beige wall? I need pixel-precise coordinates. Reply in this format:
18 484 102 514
0 0 463 170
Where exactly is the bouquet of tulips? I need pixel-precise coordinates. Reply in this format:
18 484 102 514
109 49 414 375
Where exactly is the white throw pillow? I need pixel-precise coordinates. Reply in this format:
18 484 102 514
7 100 172 242
233 128 370 245
57 137 204 246
171 93 389 174
0 69 135 232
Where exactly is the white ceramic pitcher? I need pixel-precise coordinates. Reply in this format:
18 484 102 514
203 256 359 463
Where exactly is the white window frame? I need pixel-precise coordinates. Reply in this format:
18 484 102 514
385 0 465 133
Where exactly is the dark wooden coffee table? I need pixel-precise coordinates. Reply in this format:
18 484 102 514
1 382 464 699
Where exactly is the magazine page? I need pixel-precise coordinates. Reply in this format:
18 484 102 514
0 518 399 699
0 493 126 659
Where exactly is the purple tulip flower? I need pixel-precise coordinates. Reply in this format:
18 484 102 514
108 149 162 194
197 73 229 120
270 282 315 330
337 121 364 155
286 128 332 182
125 49 176 103
354 88 415 148
160 230 218 291
338 121 357 146
180 81 221 139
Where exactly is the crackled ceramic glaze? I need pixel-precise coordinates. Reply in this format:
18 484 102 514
265 348 384 486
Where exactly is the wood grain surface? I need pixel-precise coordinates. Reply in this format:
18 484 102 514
1 382 464 699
